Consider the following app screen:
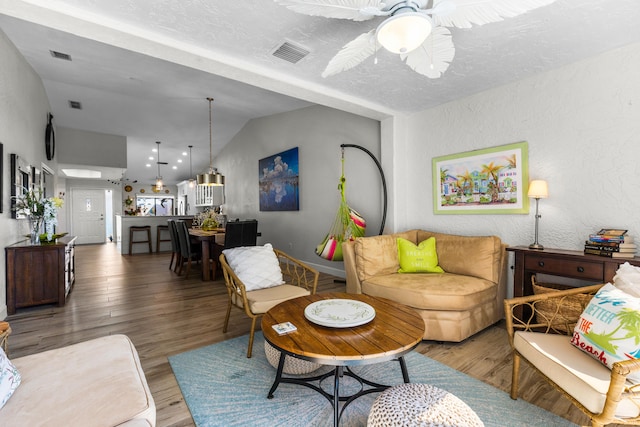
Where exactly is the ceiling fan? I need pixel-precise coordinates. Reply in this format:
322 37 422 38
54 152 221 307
107 171 137 186
273 0 557 78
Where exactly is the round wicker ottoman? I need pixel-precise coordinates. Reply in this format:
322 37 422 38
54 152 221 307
367 383 483 427
264 340 321 375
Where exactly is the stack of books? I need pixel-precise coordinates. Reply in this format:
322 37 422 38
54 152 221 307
584 229 636 258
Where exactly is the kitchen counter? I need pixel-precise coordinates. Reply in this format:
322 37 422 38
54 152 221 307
115 215 193 255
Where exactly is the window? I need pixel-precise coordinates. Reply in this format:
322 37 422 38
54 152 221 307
136 196 174 216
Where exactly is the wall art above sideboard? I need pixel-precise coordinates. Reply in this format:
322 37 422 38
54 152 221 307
9 153 55 219
10 153 33 219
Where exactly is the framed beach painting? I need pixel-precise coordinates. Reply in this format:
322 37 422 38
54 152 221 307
259 147 299 211
432 141 529 214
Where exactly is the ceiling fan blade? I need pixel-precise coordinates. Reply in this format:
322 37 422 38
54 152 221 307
432 0 557 29
322 30 379 77
401 26 455 79
273 0 385 21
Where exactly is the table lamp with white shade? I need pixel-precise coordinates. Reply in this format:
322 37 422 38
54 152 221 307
528 180 549 250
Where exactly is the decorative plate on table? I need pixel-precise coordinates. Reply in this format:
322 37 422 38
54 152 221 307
304 299 376 328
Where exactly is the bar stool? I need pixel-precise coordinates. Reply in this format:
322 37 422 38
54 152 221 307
156 224 171 253
129 226 152 255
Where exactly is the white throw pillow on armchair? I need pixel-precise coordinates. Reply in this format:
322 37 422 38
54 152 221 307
613 262 640 297
223 244 285 291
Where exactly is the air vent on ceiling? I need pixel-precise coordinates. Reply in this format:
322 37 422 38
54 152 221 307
272 41 310 64
50 50 72 61
68 100 82 110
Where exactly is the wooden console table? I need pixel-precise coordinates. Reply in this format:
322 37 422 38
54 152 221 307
5 236 77 315
507 246 640 299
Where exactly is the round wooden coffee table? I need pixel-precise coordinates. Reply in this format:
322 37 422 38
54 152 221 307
262 292 425 426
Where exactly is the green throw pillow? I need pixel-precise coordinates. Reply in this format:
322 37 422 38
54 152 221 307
397 237 444 274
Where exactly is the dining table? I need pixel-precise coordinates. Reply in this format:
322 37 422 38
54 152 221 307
188 227 225 281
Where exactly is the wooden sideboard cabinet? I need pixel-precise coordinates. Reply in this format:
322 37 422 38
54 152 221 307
507 246 640 299
5 236 77 315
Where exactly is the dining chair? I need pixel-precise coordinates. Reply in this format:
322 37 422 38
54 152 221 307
210 219 259 280
167 219 181 272
175 220 201 278
223 219 258 249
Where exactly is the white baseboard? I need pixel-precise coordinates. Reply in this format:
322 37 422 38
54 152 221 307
303 260 346 279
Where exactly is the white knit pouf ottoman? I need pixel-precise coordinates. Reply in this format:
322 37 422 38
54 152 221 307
367 383 483 427
264 340 321 375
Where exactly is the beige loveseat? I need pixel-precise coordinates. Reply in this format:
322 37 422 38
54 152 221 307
343 229 507 342
1 334 156 427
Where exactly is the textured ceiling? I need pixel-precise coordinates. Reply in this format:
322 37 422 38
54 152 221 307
1 0 639 185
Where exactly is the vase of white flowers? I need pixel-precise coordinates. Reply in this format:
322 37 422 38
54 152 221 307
14 188 64 244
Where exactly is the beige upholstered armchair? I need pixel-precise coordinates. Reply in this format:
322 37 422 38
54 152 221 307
504 283 640 427
219 247 318 358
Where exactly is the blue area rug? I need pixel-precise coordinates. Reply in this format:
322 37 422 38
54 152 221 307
169 333 576 427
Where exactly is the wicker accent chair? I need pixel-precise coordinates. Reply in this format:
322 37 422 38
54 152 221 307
504 283 640 427
219 249 319 358
0 321 11 354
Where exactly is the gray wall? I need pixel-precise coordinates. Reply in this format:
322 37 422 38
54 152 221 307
58 126 127 168
0 29 53 319
215 105 382 276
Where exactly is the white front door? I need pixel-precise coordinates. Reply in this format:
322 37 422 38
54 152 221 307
71 189 106 244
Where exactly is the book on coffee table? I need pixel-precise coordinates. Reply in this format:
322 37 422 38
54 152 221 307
272 322 297 335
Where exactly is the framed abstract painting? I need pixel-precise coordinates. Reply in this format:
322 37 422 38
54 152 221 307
259 147 299 211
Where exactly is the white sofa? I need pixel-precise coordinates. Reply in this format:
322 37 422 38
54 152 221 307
1 334 156 427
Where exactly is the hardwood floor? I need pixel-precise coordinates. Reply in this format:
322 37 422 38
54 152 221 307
5 243 602 426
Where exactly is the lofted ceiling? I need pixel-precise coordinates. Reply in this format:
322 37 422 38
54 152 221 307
1 0 639 186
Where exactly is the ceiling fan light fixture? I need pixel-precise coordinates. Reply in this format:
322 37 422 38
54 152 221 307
376 12 432 54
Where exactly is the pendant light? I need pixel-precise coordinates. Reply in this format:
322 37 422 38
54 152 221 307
197 97 225 186
155 141 165 191
187 145 195 188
